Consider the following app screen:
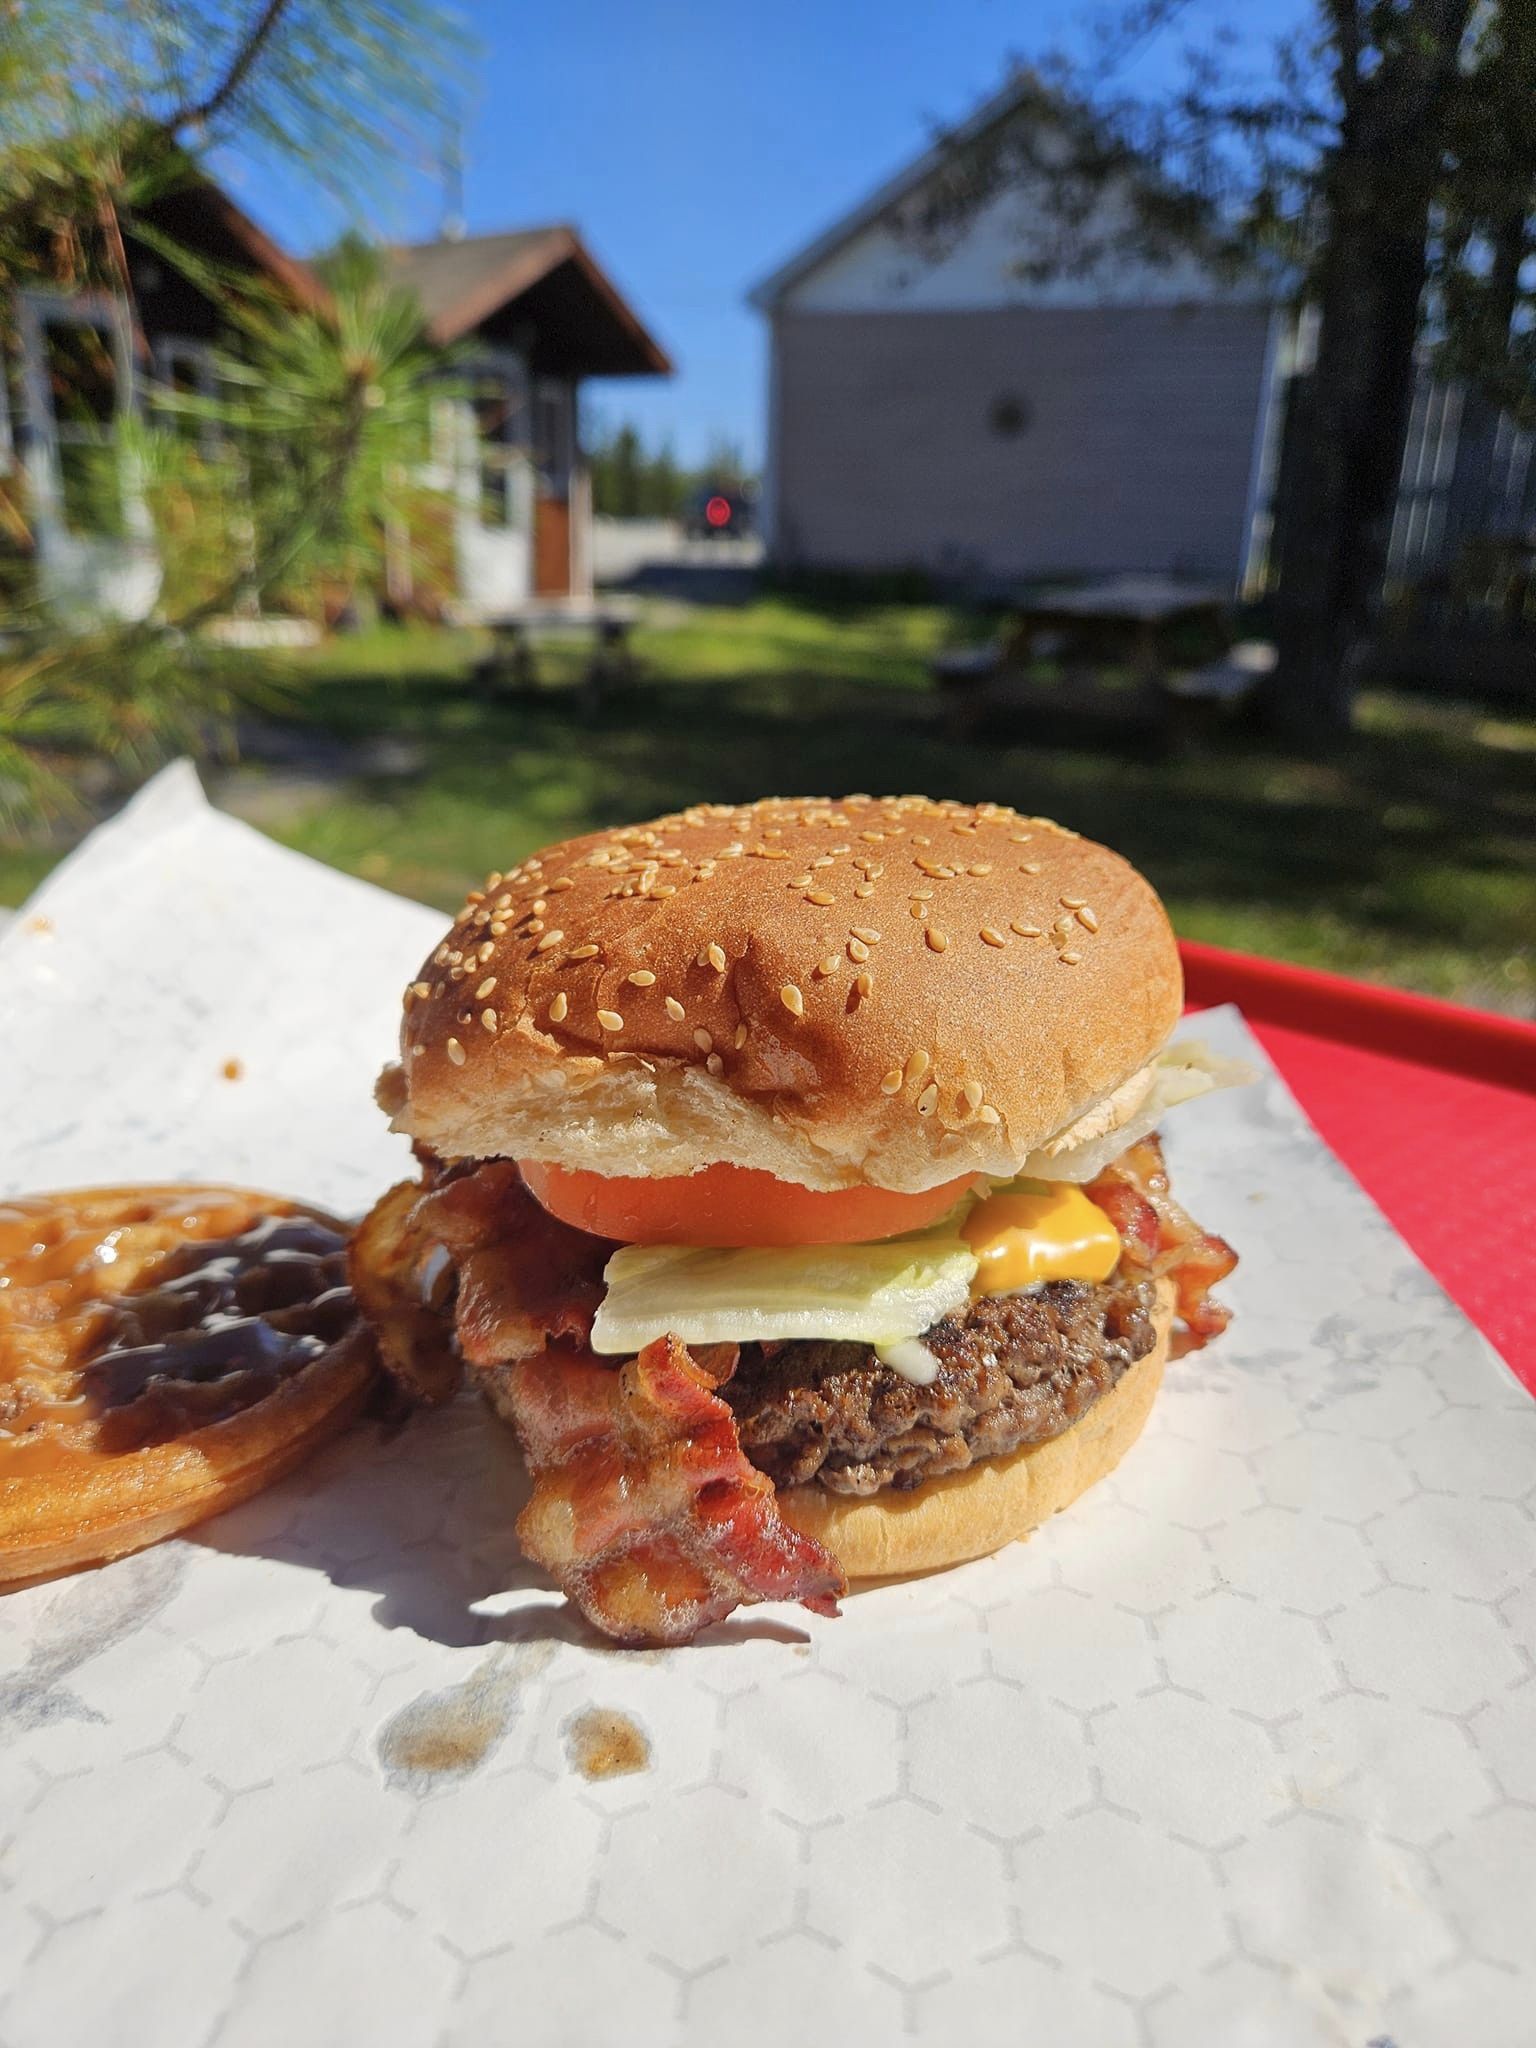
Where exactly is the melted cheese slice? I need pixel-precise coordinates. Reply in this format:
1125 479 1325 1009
961 1183 1121 1294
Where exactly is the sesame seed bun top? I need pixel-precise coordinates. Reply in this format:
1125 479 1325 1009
385 796 1183 1194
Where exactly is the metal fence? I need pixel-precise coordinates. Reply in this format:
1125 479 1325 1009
1388 377 1536 585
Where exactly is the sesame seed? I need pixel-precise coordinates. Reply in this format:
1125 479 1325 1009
706 1052 724 1076
597 1009 624 1031
806 890 835 907
1060 895 1087 910
665 996 686 1022
1020 862 1043 875
531 899 548 916
411 981 431 999
853 883 876 898
916 1082 939 1116
791 873 813 889
1076 907 1100 932
910 888 933 900
535 930 564 952
815 953 839 978
925 927 949 952
481 1009 498 1033
850 926 881 944
526 919 545 935
848 938 870 963
569 943 600 960
706 943 727 973
880 1066 904 1094
905 1049 931 1086
854 969 873 999
433 945 450 965
627 970 656 986
549 992 568 1023
962 1079 984 1110
780 983 805 1018
549 877 574 892
694 1028 714 1053
1059 950 1082 966
734 1023 748 1047
489 922 507 937
976 1104 1002 1125
980 926 1008 947
968 863 993 877
909 902 929 920
475 976 498 999
446 1037 466 1066
812 855 834 869
1009 831 1033 843
1012 922 1043 938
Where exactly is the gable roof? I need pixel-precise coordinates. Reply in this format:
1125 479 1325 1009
138 177 329 313
748 75 1032 311
386 226 671 375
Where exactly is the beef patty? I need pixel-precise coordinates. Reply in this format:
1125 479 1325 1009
725 1275 1158 1497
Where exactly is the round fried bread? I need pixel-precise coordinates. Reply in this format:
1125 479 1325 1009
0 1185 376 1587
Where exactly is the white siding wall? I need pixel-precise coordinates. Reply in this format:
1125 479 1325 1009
769 302 1274 584
782 179 1257 317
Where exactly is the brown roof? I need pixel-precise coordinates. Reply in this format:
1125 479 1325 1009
386 226 671 377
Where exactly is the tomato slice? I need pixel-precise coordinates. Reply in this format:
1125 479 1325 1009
518 1160 982 1247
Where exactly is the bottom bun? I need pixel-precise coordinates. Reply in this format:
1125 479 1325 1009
777 1281 1174 1581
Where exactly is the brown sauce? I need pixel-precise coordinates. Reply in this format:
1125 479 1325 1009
564 1707 651 1780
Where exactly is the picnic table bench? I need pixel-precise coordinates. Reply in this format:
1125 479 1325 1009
932 575 1270 741
473 601 639 713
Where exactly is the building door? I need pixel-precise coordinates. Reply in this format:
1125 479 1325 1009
533 494 570 594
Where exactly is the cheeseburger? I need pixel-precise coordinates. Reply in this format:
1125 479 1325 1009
352 796 1240 1645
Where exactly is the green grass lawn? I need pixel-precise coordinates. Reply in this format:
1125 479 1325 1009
5 598 1534 1015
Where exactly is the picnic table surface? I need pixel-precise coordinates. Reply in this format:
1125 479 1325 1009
1017 574 1231 624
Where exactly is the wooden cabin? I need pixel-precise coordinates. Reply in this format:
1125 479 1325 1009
385 227 672 615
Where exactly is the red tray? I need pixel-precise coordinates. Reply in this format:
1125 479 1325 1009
1181 941 1536 1392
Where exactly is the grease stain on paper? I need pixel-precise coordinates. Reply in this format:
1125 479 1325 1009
377 1640 554 1790
563 1706 650 1780
0 1545 185 1741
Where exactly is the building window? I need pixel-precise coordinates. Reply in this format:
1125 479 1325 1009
533 378 570 494
988 393 1032 441
24 298 132 537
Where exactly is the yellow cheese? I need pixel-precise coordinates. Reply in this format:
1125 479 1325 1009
961 1183 1121 1295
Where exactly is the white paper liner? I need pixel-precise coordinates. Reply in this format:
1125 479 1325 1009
2 765 1533 2048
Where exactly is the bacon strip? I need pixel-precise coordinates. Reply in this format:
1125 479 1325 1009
1087 1135 1237 1352
508 1333 845 1646
414 1163 614 1369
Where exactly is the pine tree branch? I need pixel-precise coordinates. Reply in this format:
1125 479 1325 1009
162 0 294 134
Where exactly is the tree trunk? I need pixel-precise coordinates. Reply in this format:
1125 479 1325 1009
1264 0 1475 744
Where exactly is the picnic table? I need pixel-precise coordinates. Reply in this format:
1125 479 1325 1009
473 600 639 712
932 574 1267 740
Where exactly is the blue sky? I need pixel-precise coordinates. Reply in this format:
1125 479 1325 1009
227 0 1309 466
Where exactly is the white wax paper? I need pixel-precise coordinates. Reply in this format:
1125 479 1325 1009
2 765 1533 2048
